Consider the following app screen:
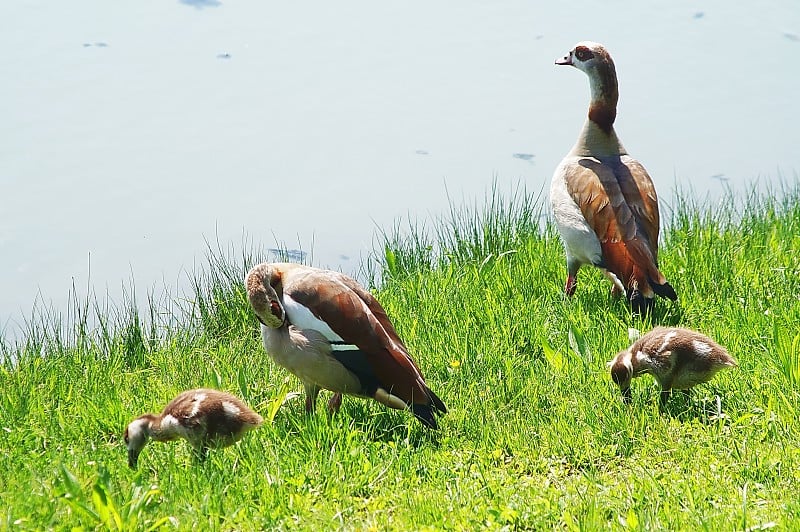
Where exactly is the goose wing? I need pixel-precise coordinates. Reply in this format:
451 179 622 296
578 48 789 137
563 156 670 294
280 266 445 413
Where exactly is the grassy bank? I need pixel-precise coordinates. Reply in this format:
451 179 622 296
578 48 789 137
1 184 799 530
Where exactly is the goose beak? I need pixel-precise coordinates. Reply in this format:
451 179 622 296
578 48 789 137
270 300 286 324
555 53 572 66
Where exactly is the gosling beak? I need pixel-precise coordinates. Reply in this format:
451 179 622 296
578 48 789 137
127 449 140 469
621 387 632 404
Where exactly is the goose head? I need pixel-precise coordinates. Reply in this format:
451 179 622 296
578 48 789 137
555 41 614 72
556 41 619 131
245 264 286 328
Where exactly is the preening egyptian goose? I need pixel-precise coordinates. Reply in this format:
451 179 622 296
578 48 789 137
124 389 263 468
608 327 737 403
550 41 677 314
245 262 447 428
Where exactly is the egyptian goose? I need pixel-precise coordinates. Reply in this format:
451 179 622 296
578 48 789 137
245 262 447 428
550 41 677 313
124 389 263 468
608 327 737 403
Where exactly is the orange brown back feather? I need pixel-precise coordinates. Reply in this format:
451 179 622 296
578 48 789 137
564 156 671 297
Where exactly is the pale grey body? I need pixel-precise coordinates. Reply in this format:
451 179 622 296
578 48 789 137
259 323 363 401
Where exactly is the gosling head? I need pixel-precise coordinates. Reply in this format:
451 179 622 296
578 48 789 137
608 350 634 403
123 415 154 469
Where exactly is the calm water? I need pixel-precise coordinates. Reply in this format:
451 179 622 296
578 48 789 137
1 1 799 334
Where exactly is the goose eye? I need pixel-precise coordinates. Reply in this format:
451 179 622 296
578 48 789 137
575 47 593 61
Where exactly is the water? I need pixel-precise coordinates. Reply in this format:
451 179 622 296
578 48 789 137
1 1 799 334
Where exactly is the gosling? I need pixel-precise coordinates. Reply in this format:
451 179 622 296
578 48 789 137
608 327 737 403
124 388 263 468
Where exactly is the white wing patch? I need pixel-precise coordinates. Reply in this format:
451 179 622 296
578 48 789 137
190 392 207 417
330 343 360 352
633 350 648 365
329 276 408 356
658 331 678 355
691 339 713 356
282 294 344 342
284 275 418 376
222 401 241 417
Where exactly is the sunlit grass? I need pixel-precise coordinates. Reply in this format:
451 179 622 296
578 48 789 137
1 183 799 529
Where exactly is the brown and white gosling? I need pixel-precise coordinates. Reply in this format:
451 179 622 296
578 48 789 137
608 327 737 403
124 388 263 468
245 262 447 429
550 41 677 314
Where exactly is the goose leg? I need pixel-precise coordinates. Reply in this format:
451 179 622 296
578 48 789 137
565 275 577 296
327 392 343 414
565 259 580 296
304 383 321 413
603 271 625 298
659 389 672 405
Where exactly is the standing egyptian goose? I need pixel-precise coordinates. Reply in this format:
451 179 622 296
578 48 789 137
608 327 737 403
550 41 677 313
245 262 447 428
124 389 263 468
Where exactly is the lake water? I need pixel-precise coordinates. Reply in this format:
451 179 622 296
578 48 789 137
2 1 799 335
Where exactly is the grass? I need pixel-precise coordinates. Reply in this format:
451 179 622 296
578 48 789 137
1 182 799 530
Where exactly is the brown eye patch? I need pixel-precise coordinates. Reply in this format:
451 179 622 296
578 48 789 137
574 46 594 61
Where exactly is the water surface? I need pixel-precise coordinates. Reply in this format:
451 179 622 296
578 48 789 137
1 1 798 333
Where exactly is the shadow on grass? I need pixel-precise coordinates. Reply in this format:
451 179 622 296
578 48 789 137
658 390 733 424
269 397 442 450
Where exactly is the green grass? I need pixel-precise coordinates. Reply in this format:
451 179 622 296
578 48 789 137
2 183 799 530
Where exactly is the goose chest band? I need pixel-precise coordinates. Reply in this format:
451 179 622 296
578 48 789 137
550 41 677 314
245 262 447 429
